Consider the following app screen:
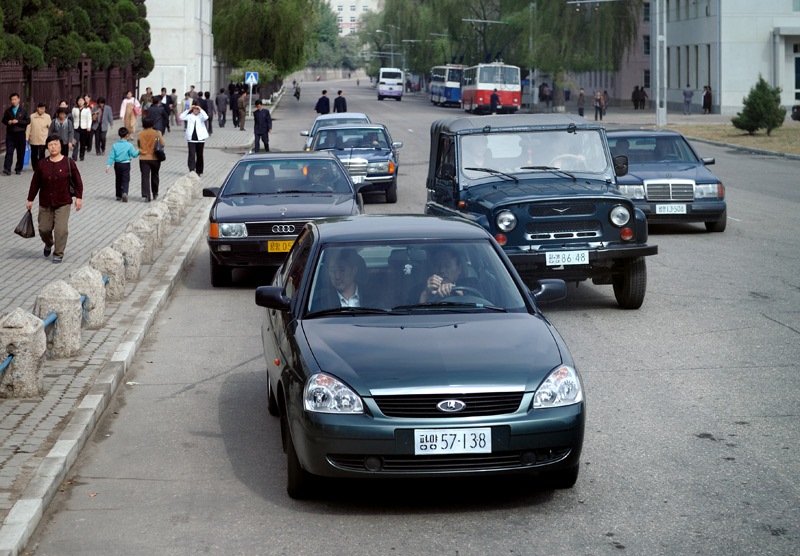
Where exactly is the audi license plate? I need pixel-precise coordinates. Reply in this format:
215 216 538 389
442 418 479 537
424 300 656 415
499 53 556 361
656 204 687 214
267 240 294 253
546 250 589 266
414 428 492 455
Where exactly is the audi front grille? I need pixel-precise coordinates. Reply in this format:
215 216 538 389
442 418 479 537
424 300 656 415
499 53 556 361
245 221 307 236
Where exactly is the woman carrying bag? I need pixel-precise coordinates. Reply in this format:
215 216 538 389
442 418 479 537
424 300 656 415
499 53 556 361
137 117 165 201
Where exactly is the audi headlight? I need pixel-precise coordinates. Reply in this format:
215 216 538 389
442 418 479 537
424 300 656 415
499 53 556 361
367 161 389 173
533 366 583 409
304 373 364 413
695 183 723 199
218 223 248 238
618 184 645 199
609 205 631 227
496 210 517 232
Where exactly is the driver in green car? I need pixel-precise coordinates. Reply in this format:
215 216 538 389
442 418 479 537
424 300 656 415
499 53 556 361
419 246 467 302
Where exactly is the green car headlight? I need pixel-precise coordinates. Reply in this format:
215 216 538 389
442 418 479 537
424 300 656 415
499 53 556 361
304 373 364 413
533 366 583 408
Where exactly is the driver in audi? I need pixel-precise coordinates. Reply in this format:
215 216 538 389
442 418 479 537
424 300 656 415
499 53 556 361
419 246 470 302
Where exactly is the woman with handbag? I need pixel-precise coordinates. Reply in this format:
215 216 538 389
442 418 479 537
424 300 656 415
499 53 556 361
25 135 83 263
120 91 141 135
137 117 165 202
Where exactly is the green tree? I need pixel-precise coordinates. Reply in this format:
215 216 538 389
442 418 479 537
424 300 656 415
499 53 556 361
731 75 787 136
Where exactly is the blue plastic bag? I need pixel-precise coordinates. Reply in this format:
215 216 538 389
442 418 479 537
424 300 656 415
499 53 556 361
23 142 30 167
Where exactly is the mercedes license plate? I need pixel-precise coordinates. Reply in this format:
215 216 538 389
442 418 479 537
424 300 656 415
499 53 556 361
267 240 294 253
414 428 491 455
546 250 589 266
351 175 364 184
656 204 687 214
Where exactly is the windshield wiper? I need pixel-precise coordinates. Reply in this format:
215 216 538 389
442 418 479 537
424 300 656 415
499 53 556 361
392 302 507 312
463 167 519 183
520 166 576 181
305 306 390 318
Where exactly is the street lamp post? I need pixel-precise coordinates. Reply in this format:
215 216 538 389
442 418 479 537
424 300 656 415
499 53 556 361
375 29 395 66
653 0 667 126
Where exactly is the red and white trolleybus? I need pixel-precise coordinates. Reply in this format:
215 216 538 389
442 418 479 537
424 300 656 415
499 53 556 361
461 62 521 114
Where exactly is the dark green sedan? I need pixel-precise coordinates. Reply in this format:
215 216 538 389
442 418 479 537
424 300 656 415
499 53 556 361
255 215 585 498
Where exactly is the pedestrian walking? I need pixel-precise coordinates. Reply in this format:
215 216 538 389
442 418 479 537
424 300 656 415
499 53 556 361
48 108 74 157
204 91 215 134
105 127 139 202
576 88 585 117
159 88 173 133
26 134 83 263
26 102 51 171
231 89 241 128
139 87 153 118
237 91 248 131
83 95 96 152
314 90 330 115
169 88 179 129
683 84 694 115
180 101 209 176
120 91 141 135
93 97 114 155
253 99 272 153
490 89 500 115
71 96 92 161
333 90 347 113
602 90 609 116
215 88 228 127
593 91 604 121
137 117 165 202
3 92 31 175
702 85 712 114
148 96 168 134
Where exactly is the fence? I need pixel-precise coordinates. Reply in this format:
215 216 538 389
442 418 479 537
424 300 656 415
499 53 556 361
0 58 136 150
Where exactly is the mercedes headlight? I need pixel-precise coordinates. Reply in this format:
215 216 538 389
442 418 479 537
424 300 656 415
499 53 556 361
618 184 645 200
496 210 517 232
609 205 631 227
218 223 248 238
367 161 389 173
304 373 364 413
533 366 583 409
695 183 723 199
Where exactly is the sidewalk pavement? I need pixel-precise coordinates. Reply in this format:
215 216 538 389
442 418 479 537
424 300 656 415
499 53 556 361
0 102 262 555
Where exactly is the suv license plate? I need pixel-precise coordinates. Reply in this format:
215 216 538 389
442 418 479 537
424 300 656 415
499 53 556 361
656 204 687 214
546 250 589 266
414 428 492 455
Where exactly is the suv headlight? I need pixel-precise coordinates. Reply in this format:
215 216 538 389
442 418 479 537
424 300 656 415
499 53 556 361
496 210 517 232
618 184 645 199
609 205 631 227
533 366 583 409
367 161 389 173
304 373 364 413
218 223 248 238
695 183 724 199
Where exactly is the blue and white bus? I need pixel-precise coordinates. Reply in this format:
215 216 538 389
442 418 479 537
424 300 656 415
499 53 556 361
430 64 464 107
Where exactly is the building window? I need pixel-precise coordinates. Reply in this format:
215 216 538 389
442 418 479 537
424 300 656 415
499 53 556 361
337 5 343 11
794 0 800 11
350 5 356 11
363 6 369 11
643 2 650 22
350 17 356 23
643 70 651 90
337 17 343 23
643 35 650 56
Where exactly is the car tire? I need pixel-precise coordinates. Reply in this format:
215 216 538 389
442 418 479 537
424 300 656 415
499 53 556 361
547 464 579 489
267 380 279 417
396 97 401 101
286 425 314 499
385 177 398 203
378 95 384 101
210 253 232 287
612 256 647 310
705 209 727 233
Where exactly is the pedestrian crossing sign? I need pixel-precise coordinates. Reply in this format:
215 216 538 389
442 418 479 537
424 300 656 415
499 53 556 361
245 72 259 85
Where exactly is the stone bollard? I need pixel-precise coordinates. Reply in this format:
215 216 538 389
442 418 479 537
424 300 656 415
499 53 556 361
177 173 202 199
143 202 171 242
162 188 189 225
111 232 144 281
67 266 106 329
89 247 126 301
124 219 157 264
0 308 46 398
32 280 82 358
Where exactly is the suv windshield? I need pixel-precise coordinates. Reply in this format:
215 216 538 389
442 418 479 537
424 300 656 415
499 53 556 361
460 130 609 177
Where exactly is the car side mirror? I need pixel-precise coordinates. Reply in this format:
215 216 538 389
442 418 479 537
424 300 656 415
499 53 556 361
531 279 567 304
300 130 309 136
255 286 291 310
613 155 628 177
392 141 403 149
701 157 715 165
202 187 220 197
437 163 456 181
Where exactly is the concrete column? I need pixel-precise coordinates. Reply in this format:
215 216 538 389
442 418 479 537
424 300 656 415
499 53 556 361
124 219 157 264
32 280 82 358
67 266 106 329
0 308 46 398
111 232 144 282
89 247 126 301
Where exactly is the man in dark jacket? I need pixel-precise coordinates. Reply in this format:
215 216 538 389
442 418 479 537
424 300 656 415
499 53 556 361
253 100 272 152
3 93 31 175
215 88 228 127
147 96 168 133
314 90 330 115
333 90 347 113
231 89 241 128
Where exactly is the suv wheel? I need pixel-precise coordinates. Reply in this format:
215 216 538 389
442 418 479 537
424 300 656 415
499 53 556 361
385 177 398 203
210 253 232 287
612 257 647 309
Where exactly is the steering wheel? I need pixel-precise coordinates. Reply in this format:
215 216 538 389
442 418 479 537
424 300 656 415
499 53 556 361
550 154 588 171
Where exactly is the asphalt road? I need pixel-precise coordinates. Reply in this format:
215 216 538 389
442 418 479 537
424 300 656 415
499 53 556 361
25 80 800 555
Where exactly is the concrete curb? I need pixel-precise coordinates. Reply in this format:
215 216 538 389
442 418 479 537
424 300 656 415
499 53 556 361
0 205 209 556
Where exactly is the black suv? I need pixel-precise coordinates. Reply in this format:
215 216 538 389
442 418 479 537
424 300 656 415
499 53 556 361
425 114 658 309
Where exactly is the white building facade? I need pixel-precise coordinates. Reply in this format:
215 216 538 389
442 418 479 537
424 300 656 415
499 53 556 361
330 0 383 36
139 1 216 99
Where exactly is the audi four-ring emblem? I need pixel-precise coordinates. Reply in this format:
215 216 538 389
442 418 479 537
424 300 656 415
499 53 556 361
272 225 296 234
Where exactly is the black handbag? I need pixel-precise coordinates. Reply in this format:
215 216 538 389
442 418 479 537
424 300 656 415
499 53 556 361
14 209 36 238
154 138 166 162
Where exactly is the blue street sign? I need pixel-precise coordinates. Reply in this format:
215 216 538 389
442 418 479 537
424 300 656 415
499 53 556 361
245 72 259 85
